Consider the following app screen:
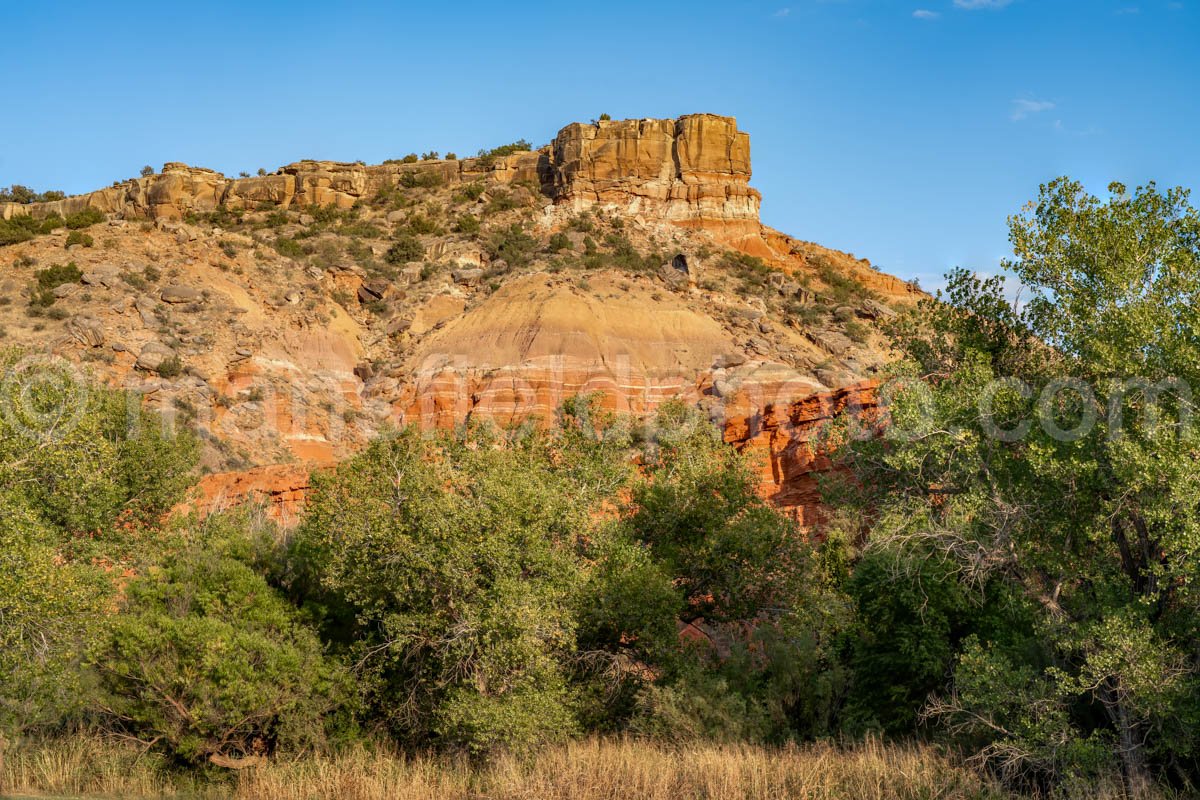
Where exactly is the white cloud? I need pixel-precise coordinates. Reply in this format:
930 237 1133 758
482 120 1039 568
773 7 792 17
954 0 1013 8
1011 98 1055 121
913 9 941 18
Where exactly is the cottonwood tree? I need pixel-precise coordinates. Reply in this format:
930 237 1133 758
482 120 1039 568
835 179 1200 794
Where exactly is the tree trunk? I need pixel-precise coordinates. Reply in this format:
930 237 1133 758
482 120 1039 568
1113 695 1152 798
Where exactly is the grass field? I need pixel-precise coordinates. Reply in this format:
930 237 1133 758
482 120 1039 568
0 735 1026 800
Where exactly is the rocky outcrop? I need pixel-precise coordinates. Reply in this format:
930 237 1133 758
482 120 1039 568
721 381 881 526
544 114 760 236
2 114 760 237
184 464 313 524
0 154 540 222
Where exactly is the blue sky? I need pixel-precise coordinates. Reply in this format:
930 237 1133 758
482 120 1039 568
2 0 1196 291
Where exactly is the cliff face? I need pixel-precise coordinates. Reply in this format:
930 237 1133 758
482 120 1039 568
2 114 758 235
546 114 760 235
0 157 538 222
0 114 913 525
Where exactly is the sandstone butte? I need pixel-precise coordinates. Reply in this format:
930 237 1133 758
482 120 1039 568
0 114 919 527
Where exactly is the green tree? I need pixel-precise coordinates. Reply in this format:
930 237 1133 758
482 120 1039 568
0 493 107 740
0 351 198 535
835 179 1200 793
94 511 353 765
0 357 200 745
292 419 626 754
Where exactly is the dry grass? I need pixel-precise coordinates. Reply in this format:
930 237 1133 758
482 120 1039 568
1 735 1006 800
4 734 1163 800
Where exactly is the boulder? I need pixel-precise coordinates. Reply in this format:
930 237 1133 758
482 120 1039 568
357 280 390 303
134 295 158 326
659 264 687 289
451 268 484 286
400 264 424 285
160 285 203 304
810 330 852 356
387 316 414 335
860 298 897 319
66 315 105 347
82 269 117 288
713 352 748 369
135 342 175 372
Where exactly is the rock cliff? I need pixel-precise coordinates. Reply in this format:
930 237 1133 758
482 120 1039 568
545 114 760 236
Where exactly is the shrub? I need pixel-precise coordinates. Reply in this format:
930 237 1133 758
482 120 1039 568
156 355 183 378
402 212 442 235
140 165 155 177
445 152 457 161
401 153 419 164
120 270 149 291
65 230 93 248
547 232 571 252
29 261 82 306
293 426 604 754
0 214 63 246
262 210 289 228
0 495 108 739
482 190 518 216
385 233 424 265
476 139 532 163
421 151 439 161
844 319 869 343
720 251 774 296
95 513 353 764
487 224 537 269
35 261 83 291
338 220 383 238
400 171 444 189
273 236 306 259
454 213 480 235
65 207 105 229
818 264 872 304
0 184 66 204
603 233 653 272
0 184 38 204
453 183 486 203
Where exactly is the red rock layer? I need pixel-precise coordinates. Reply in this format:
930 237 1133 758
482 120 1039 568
721 381 881 527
